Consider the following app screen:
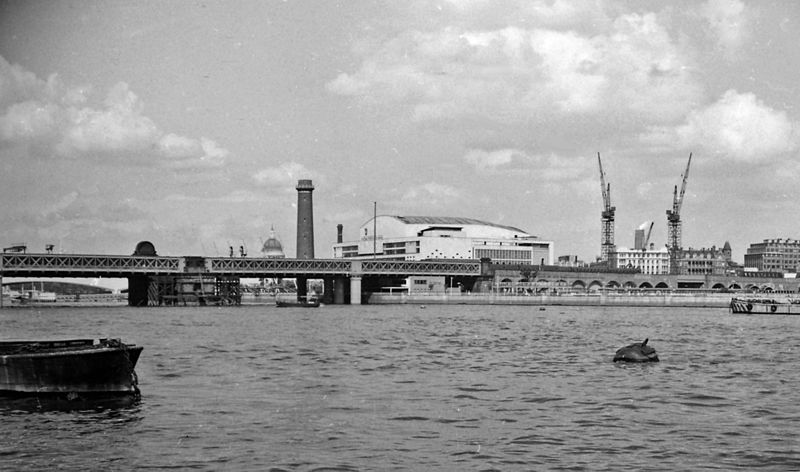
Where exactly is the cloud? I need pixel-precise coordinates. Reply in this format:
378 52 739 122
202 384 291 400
463 148 521 171
643 89 798 161
327 8 701 125
401 182 461 201
700 0 750 59
0 56 227 167
253 162 315 188
464 147 592 182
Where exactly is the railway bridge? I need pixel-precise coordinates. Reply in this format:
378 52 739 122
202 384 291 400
0 252 484 306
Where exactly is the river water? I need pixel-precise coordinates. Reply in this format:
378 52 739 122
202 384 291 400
1 304 799 471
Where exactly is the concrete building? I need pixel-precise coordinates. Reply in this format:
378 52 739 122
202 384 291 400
332 215 554 265
745 238 800 273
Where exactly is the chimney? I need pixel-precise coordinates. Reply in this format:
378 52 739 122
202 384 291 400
295 179 315 259
337 224 343 244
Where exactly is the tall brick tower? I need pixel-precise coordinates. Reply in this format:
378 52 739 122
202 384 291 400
295 179 315 259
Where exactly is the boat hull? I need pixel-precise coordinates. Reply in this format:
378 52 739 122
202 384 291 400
0 339 142 394
730 298 800 315
275 300 320 307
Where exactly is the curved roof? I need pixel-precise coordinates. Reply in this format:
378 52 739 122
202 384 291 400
395 216 526 234
358 215 535 240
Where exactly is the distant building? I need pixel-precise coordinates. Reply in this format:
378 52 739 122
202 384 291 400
614 245 670 275
677 243 732 276
558 255 581 267
745 238 800 273
332 215 554 265
261 226 285 258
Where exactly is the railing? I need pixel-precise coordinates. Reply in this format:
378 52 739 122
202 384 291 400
208 258 352 275
361 260 481 275
1 254 482 278
1 253 182 275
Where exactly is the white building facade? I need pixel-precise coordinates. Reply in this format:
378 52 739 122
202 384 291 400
332 216 554 265
614 246 670 275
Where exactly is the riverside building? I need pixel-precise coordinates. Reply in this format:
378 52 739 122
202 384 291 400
745 238 800 273
332 215 553 265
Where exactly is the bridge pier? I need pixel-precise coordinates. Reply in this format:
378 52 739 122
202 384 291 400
296 276 308 301
322 278 334 304
350 276 362 305
334 277 347 304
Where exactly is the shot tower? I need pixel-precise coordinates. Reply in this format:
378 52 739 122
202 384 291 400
295 179 315 300
295 179 315 259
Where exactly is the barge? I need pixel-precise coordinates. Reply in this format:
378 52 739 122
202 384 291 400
729 297 800 315
0 338 143 395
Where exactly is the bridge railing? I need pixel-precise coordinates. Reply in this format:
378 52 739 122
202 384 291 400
1 253 183 275
360 260 482 275
208 258 352 275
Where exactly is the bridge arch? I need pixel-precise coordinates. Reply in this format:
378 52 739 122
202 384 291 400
711 283 726 290
639 282 653 289
655 282 669 289
572 280 586 289
623 281 637 288
606 280 620 288
587 280 604 292
728 283 741 290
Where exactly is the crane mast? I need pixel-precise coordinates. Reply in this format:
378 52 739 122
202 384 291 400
666 153 692 274
597 152 616 264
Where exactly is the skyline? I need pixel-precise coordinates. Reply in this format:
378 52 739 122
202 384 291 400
1 0 799 265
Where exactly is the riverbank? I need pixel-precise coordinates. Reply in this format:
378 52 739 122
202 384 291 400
367 292 734 308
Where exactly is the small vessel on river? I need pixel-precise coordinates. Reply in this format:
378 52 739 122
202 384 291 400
729 297 800 315
0 338 143 395
275 295 320 307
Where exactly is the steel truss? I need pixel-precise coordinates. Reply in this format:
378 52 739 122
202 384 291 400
2 254 482 278
1 253 182 276
361 260 481 275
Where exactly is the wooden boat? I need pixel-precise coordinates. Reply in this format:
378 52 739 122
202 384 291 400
0 339 143 395
729 297 800 315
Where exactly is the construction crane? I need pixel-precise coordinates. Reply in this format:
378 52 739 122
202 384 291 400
666 153 693 274
597 152 616 264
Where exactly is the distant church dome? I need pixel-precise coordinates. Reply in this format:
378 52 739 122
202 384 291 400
261 226 285 258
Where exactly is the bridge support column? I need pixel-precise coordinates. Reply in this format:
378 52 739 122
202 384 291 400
350 276 362 305
128 275 151 307
322 278 334 304
296 276 308 301
334 277 346 305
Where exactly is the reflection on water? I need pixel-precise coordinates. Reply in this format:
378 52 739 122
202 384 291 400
1 304 800 470
0 393 140 414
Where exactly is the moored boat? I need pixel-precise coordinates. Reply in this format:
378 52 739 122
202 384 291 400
729 297 800 315
275 295 320 307
0 339 143 395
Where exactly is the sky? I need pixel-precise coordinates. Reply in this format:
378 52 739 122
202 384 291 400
1 0 799 270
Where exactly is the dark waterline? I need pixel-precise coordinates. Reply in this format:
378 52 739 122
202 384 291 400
1 305 799 471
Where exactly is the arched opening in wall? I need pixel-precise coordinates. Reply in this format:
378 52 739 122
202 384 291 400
729 283 741 290
588 281 603 292
762 286 774 293
745 284 758 293
606 281 620 289
572 280 586 290
639 282 653 289
711 283 727 290
624 281 636 288
655 282 669 289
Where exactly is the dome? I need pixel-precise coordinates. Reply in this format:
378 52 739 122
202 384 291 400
261 226 285 258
